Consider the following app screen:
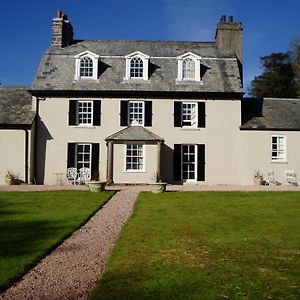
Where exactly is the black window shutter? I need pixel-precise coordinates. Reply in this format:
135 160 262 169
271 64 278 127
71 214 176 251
173 144 182 181
198 102 206 128
93 100 101 126
67 143 76 168
144 101 152 126
91 143 100 180
197 144 205 181
120 100 129 126
68 100 77 126
174 102 182 127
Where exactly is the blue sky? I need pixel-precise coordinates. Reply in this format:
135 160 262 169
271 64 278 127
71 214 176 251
1 0 300 93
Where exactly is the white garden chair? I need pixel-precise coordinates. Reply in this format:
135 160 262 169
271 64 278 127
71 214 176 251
285 170 297 186
66 167 78 185
78 167 90 185
264 170 277 186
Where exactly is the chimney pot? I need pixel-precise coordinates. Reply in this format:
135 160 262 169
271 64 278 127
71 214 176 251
221 15 226 22
229 16 233 22
56 10 63 18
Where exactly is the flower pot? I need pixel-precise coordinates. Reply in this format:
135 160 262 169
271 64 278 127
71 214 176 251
253 177 263 186
88 181 106 192
150 182 167 193
5 177 20 185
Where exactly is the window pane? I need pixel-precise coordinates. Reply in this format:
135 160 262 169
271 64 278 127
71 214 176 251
126 144 144 171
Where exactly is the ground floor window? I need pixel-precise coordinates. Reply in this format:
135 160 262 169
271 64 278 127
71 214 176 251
174 144 205 181
76 144 91 170
125 144 144 171
182 144 196 180
271 135 286 161
67 143 99 180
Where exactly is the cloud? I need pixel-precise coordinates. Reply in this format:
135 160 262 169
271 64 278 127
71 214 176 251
162 0 232 41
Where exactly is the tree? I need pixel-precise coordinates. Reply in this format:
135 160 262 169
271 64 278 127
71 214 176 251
249 52 298 98
290 35 300 95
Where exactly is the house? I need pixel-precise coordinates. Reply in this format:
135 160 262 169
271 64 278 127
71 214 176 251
1 12 299 186
0 87 35 183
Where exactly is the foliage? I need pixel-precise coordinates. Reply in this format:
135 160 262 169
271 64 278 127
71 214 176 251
253 169 263 178
249 52 298 98
90 192 300 300
5 170 20 179
0 190 114 290
290 35 300 96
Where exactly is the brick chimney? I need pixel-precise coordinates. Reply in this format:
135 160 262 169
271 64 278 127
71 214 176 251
215 15 243 65
51 10 73 47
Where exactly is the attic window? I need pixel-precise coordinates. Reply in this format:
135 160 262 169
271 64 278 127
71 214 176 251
124 51 150 81
80 57 93 77
177 52 201 82
74 51 99 80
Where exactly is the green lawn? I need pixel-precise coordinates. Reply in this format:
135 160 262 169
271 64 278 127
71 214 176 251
0 190 114 291
90 192 300 300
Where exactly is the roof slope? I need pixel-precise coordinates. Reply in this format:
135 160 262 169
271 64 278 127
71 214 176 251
106 126 164 142
0 87 35 126
32 40 243 94
241 98 300 130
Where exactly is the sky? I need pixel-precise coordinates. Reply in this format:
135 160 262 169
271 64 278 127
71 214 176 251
1 0 300 94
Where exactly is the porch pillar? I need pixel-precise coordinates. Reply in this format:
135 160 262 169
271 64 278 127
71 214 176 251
157 141 162 180
107 141 114 185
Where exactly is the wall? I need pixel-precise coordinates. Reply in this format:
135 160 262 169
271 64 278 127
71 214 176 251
0 129 29 184
239 131 300 185
37 97 242 184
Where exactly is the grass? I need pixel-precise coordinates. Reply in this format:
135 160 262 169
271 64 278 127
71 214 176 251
90 192 300 300
0 190 114 291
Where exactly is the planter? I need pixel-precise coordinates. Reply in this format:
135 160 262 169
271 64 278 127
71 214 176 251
150 182 167 194
253 177 263 186
88 181 106 192
5 177 20 185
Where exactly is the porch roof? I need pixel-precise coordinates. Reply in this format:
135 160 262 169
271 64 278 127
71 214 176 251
106 126 164 142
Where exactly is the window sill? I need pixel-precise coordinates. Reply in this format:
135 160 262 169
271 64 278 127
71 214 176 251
270 160 288 164
124 170 146 173
180 127 201 131
122 78 149 83
73 125 96 129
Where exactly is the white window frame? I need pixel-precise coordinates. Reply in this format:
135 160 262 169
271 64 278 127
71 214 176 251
271 135 287 162
177 52 201 82
124 51 150 81
76 143 92 171
74 50 99 80
181 102 198 128
124 144 145 172
182 144 197 181
128 101 144 126
77 100 93 126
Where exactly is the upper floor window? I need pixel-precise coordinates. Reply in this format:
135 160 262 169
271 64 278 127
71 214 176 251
177 52 201 82
174 101 205 128
120 100 152 127
271 135 286 161
129 101 144 125
77 101 93 125
182 102 197 127
74 50 99 80
68 100 101 127
125 51 150 81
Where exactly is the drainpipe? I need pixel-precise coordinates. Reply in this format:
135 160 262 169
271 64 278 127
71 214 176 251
24 129 29 183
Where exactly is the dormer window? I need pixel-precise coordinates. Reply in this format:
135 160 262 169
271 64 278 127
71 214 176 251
74 50 99 80
182 58 195 80
177 52 201 82
125 51 150 81
130 57 143 78
80 57 93 77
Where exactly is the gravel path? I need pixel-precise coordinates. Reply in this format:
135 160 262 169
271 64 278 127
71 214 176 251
0 183 299 300
0 186 142 300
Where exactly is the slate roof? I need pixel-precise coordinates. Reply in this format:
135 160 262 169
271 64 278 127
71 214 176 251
31 40 243 94
106 126 164 142
0 87 35 126
241 98 300 130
